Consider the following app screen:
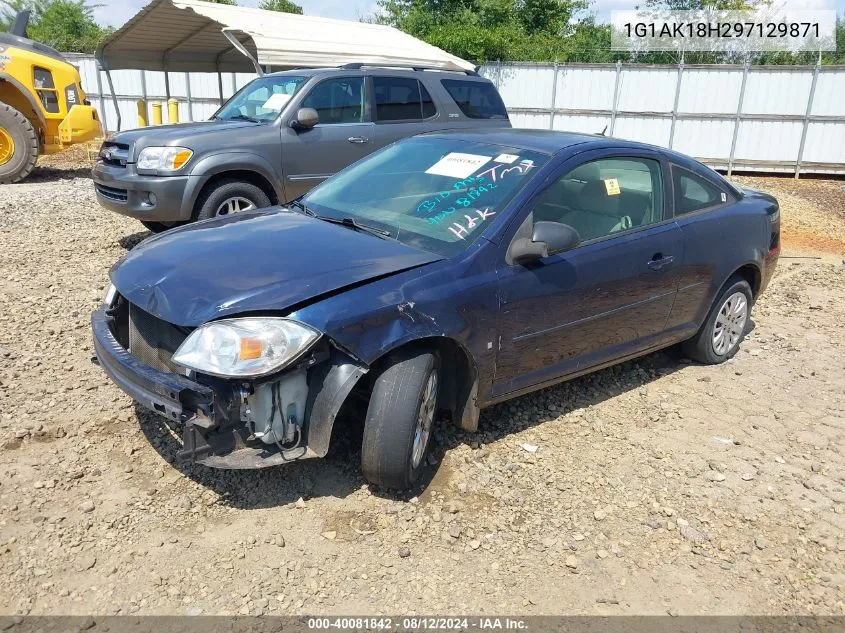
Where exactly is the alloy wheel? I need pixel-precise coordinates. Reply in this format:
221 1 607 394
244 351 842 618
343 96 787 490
712 291 748 356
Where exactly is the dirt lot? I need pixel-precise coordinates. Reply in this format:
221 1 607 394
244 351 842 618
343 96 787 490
0 157 843 616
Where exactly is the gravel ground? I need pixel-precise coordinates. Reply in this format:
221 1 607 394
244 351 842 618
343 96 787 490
0 161 844 616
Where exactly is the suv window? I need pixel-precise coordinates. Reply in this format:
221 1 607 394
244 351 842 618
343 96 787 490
301 77 365 124
673 167 727 215
373 76 437 122
532 157 663 243
441 79 508 120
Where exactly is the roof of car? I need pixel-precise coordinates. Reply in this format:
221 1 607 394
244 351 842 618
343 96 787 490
420 128 633 155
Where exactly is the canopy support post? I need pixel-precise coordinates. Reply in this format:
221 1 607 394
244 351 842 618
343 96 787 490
103 65 121 132
222 28 263 76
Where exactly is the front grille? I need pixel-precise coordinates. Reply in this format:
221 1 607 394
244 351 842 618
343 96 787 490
128 304 190 374
95 183 128 203
98 142 130 168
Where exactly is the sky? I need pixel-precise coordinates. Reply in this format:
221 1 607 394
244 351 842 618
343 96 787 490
93 0 845 29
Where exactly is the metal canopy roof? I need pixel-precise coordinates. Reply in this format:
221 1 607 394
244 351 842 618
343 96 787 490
96 0 475 74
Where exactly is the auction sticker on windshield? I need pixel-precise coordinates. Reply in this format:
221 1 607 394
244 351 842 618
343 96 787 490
426 153 492 179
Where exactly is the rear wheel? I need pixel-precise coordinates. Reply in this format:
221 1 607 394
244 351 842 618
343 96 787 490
194 178 271 222
0 103 39 184
682 276 752 364
361 349 440 490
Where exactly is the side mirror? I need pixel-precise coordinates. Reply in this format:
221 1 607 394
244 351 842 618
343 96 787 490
291 107 319 130
510 221 580 264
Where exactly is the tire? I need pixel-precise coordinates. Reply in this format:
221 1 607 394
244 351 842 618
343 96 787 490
361 349 440 490
140 220 178 233
0 103 39 184
682 276 753 365
194 178 271 222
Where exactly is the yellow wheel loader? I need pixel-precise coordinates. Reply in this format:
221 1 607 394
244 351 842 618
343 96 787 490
0 10 102 183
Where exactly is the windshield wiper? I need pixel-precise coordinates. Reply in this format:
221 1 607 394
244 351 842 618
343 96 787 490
318 216 393 239
288 200 392 239
288 199 316 216
218 114 262 123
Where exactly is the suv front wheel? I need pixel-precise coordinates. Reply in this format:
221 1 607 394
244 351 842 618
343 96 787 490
195 178 271 221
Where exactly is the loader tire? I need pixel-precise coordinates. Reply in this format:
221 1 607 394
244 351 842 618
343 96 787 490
0 103 39 184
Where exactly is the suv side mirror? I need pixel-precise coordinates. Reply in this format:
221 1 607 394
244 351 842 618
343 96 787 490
291 107 319 130
510 221 580 264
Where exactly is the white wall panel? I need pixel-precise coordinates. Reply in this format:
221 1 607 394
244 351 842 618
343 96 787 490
553 114 611 135
734 120 803 161
672 119 736 159
677 68 743 114
616 69 677 113
811 72 845 117
743 70 813 115
801 122 845 163
613 116 672 147
555 67 616 111
494 66 555 109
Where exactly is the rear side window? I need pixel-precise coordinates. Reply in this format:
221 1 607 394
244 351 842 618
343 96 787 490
673 167 728 215
441 79 508 120
373 76 437 122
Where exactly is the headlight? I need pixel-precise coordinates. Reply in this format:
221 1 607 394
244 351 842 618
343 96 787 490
136 146 193 172
103 282 117 307
172 318 320 378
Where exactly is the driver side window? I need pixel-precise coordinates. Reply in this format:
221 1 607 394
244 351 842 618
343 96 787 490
301 77 365 125
533 157 664 243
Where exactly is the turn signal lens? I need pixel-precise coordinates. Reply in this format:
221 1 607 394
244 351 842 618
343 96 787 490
172 149 192 170
239 338 263 361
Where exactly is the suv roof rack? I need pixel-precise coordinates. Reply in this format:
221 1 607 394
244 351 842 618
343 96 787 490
339 62 479 76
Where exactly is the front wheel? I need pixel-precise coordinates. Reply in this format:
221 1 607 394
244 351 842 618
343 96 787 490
682 276 753 364
194 179 271 222
361 349 440 490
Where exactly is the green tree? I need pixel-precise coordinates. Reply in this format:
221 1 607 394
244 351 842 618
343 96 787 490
258 0 303 13
0 0 112 52
377 0 592 63
200 0 237 4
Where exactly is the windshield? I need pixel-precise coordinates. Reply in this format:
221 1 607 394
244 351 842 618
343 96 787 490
302 137 549 257
214 75 307 122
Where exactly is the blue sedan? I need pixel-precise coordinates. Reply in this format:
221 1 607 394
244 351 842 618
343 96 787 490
92 129 781 489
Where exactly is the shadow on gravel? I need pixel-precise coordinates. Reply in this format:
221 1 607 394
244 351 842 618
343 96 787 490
132 320 757 509
28 166 92 182
119 231 154 251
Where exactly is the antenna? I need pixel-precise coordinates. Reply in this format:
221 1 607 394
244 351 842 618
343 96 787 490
599 125 608 136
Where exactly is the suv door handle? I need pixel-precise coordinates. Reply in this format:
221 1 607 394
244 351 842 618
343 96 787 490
348 136 369 144
648 254 675 271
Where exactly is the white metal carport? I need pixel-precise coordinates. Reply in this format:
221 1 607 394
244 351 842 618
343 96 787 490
96 0 475 129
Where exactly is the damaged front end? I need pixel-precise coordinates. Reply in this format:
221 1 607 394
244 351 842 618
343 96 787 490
91 293 367 469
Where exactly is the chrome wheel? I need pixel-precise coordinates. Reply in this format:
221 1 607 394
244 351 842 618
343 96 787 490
712 291 748 356
411 370 438 468
216 196 255 216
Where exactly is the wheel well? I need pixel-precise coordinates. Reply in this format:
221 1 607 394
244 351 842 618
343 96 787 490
367 337 480 431
195 170 279 210
0 80 43 137
734 264 761 298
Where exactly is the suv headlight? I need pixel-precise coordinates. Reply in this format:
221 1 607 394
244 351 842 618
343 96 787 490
172 318 320 378
136 146 193 172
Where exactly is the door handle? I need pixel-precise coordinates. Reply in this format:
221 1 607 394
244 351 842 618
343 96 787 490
347 136 369 144
648 254 675 271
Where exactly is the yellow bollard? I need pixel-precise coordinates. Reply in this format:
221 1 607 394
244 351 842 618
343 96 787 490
168 98 179 124
136 100 148 127
151 101 163 126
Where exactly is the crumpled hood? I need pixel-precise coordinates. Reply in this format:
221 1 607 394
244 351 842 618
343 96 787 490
111 209 442 327
111 120 259 157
